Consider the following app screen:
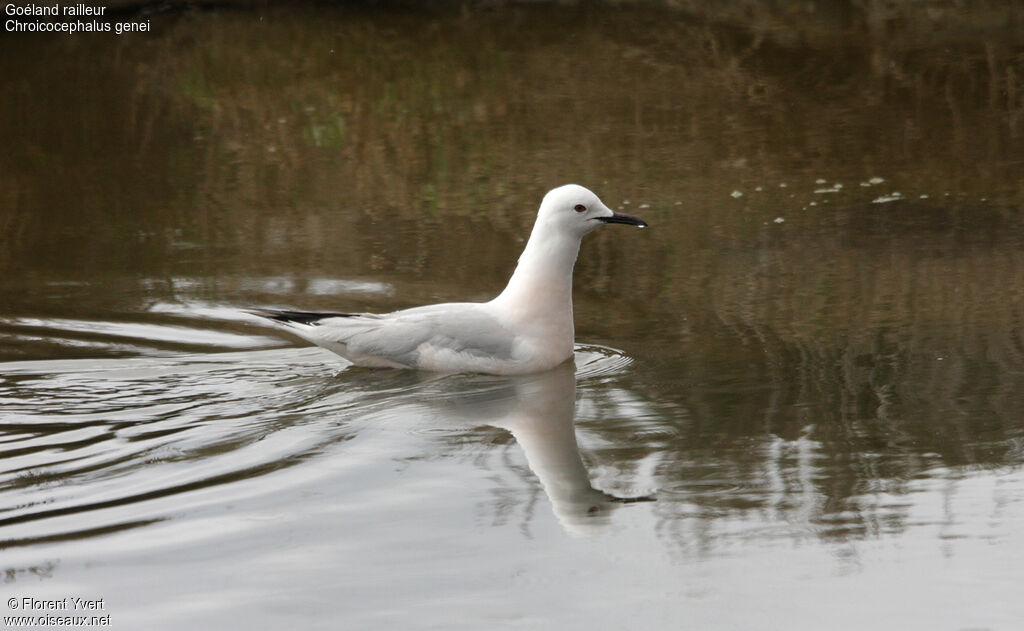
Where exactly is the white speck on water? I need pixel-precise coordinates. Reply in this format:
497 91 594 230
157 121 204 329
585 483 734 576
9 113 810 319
869 177 885 185
920 194 930 199
872 192 903 204
860 181 872 187
639 203 650 209
755 186 764 192
674 201 683 205
815 178 827 184
623 200 631 205
779 183 788 188
809 201 818 206
773 217 786 223
730 190 744 199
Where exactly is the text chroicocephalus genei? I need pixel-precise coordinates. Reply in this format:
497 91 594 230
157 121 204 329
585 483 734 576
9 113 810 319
250 184 647 375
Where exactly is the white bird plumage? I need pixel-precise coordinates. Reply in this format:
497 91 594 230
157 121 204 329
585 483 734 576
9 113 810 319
251 184 647 375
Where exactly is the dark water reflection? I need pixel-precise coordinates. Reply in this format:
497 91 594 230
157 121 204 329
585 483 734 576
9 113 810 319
2 3 1024 629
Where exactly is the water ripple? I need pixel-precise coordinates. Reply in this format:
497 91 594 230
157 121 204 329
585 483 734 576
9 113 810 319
574 344 633 379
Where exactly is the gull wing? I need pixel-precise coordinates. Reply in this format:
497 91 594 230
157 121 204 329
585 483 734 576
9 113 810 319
277 304 517 369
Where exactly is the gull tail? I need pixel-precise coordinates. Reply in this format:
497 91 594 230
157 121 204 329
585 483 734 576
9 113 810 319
247 308 355 326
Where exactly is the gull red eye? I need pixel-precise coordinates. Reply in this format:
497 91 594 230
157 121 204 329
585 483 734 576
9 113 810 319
573 204 587 213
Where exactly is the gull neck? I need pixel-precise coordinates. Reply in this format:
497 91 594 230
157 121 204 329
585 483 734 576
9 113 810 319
492 218 581 322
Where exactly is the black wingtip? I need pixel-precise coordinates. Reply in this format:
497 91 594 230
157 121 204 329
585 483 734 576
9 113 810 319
247 308 354 325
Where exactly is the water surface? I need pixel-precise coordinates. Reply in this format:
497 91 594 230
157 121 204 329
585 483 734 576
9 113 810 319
2 3 1024 629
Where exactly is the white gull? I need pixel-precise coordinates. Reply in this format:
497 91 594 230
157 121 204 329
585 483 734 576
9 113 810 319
250 184 647 375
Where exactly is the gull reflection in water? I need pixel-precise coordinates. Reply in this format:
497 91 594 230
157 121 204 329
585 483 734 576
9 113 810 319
427 360 654 535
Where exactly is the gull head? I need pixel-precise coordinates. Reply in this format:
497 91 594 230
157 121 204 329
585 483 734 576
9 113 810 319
537 184 648 238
